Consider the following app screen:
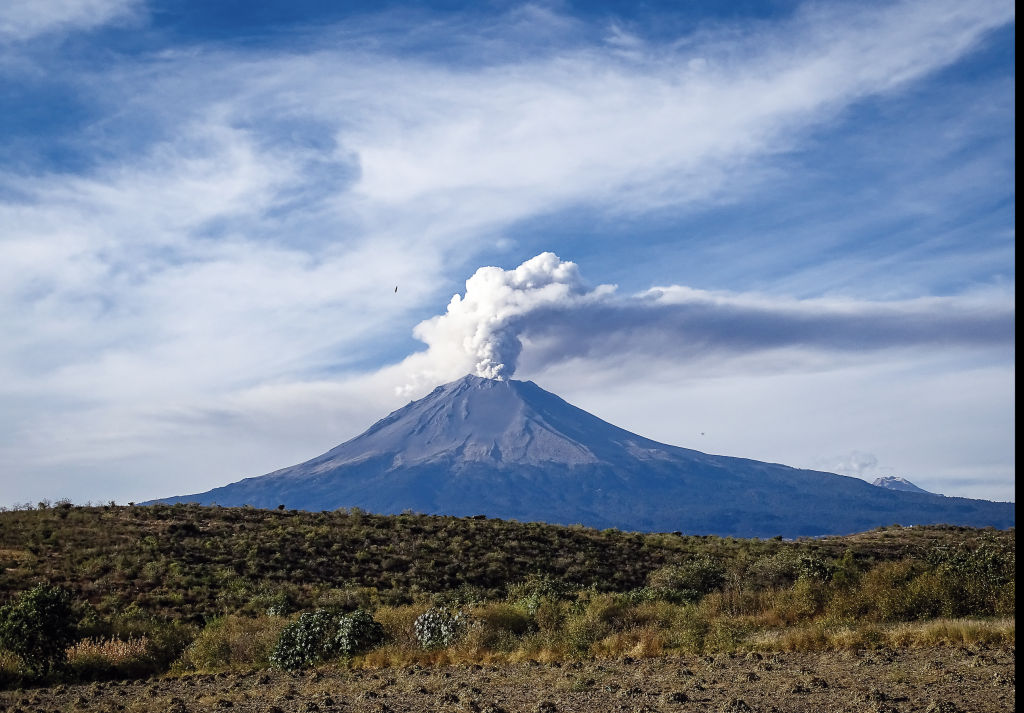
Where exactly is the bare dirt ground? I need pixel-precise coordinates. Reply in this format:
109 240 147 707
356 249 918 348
0 646 1014 713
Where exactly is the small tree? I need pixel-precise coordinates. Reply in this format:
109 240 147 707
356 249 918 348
0 584 77 676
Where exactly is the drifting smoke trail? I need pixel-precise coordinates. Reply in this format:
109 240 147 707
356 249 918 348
397 252 1013 396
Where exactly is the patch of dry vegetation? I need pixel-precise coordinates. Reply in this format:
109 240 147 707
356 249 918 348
66 636 149 664
0 504 1014 689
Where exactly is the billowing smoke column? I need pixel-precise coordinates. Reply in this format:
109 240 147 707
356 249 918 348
413 253 609 380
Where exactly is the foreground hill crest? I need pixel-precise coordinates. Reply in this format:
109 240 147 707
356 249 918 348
150 375 1014 537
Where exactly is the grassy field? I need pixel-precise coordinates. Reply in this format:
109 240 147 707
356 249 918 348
0 503 1014 692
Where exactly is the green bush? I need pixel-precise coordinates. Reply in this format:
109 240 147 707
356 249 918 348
334 610 385 656
175 615 285 672
622 586 701 605
669 605 711 653
413 608 472 650
0 584 77 676
465 602 535 651
508 575 578 615
269 609 385 669
648 556 725 596
270 610 339 670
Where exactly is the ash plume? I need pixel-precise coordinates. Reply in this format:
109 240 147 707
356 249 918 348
410 252 612 382
398 252 1013 396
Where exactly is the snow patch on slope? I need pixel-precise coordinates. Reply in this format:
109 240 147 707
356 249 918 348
873 476 934 494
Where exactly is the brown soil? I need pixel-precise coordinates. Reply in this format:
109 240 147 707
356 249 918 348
0 646 1014 713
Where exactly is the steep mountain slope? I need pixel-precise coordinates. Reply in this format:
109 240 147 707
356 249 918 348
149 375 1015 536
873 476 933 494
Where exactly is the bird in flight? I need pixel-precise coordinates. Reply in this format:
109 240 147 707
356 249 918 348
394 286 398 293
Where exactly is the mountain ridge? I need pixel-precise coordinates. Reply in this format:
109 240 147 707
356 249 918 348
148 375 1014 536
873 476 933 494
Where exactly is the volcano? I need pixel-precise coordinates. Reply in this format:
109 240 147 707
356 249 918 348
149 375 1014 536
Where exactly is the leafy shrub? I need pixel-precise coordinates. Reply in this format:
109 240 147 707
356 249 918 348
648 556 725 596
432 583 488 608
315 587 381 612
926 541 1015 586
622 587 701 605
562 614 607 658
0 584 77 676
269 610 339 670
559 594 632 657
414 608 472 649
175 615 288 672
508 575 578 615
747 552 808 588
475 603 534 637
535 597 574 634
463 602 535 651
268 608 385 669
668 605 711 653
839 560 927 621
925 541 1016 616
334 609 385 656
797 556 834 582
249 591 292 617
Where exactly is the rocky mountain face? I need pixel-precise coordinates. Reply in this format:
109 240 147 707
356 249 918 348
873 476 933 494
149 375 1014 536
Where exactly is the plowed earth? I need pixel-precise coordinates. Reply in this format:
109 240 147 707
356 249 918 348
0 647 1014 713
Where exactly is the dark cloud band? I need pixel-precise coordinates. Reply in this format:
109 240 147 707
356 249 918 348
516 293 1015 367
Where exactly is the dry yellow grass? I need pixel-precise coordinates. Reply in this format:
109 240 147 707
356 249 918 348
349 615 1015 668
0 548 30 563
888 618 1014 647
747 618 1014 653
66 637 148 664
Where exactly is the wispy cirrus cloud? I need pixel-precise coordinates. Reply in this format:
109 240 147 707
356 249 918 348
0 0 1014 505
0 0 142 41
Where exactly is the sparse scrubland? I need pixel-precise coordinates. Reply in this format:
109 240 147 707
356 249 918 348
0 503 1014 711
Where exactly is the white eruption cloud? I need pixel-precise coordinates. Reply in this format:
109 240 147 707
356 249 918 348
401 253 1014 392
406 253 613 385
822 451 882 478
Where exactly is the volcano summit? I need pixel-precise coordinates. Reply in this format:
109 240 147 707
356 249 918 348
150 375 1014 536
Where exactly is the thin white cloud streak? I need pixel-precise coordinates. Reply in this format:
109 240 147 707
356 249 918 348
336 0 1014 217
0 0 1015 505
0 0 141 41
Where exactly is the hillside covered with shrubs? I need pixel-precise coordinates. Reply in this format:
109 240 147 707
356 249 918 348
0 503 1015 686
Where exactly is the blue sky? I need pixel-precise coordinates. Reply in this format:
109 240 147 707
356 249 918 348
0 0 1014 507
